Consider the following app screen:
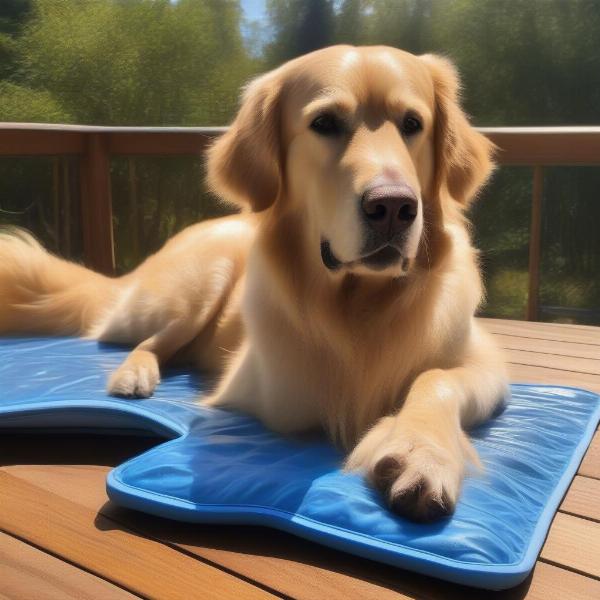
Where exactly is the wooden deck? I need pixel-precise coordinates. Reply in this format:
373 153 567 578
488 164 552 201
1 318 599 599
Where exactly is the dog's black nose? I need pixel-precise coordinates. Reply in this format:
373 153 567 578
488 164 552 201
361 184 418 238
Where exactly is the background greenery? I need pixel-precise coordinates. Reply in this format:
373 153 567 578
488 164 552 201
1 0 599 322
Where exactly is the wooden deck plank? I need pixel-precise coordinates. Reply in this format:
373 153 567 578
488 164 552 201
579 433 600 479
3 318 600 600
491 333 600 360
0 530 139 600
2 465 415 600
560 476 600 522
480 317 600 335
512 562 600 600
3 460 598 600
0 471 277 600
504 348 600 375
98 507 600 600
479 318 600 346
541 512 600 579
507 362 600 393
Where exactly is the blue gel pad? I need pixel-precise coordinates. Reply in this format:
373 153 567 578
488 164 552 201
1 337 598 590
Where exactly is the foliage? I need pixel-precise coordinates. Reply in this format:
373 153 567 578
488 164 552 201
14 0 256 125
111 156 231 272
0 82 71 122
0 0 31 79
0 0 599 321
265 0 335 63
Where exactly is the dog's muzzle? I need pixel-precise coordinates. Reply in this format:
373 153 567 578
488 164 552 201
360 183 418 241
320 183 419 273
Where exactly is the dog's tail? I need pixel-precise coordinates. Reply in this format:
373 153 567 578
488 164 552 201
0 228 121 336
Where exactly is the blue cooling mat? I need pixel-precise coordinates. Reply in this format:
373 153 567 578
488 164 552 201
1 337 599 590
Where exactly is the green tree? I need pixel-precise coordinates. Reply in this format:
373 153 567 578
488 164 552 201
0 0 256 271
15 0 255 125
335 0 364 45
1 0 599 321
362 0 433 53
0 0 32 80
265 0 335 65
0 82 71 122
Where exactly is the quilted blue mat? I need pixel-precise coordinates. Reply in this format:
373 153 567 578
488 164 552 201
1 337 599 590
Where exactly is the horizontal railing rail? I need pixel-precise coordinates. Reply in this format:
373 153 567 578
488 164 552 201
2 123 600 162
1 123 600 319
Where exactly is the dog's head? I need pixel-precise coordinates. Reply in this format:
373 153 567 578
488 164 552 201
207 46 493 278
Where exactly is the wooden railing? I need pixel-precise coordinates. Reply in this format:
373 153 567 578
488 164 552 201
1 123 600 320
478 127 600 319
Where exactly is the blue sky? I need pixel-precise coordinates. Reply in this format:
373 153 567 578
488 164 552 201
241 0 267 23
171 0 267 21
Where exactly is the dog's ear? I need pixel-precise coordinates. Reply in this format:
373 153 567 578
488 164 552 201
207 71 282 212
421 54 495 206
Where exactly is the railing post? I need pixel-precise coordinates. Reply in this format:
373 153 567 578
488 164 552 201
127 157 141 264
52 156 60 251
79 133 115 275
526 166 543 321
62 158 72 257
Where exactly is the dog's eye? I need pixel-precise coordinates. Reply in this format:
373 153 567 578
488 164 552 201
400 115 422 137
310 114 344 136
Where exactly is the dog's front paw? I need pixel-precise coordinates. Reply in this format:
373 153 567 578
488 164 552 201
107 351 160 398
346 416 474 522
368 444 461 522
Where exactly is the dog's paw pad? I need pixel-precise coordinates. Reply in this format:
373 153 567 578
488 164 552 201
364 434 462 522
390 480 454 522
372 455 406 490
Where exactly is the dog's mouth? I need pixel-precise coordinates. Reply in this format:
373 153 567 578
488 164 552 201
320 240 407 273
361 245 403 270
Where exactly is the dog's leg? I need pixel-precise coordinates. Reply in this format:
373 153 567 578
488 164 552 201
107 319 199 398
202 342 259 411
346 326 507 521
106 253 243 399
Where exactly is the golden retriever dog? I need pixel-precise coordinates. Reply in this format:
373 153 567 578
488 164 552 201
0 45 507 521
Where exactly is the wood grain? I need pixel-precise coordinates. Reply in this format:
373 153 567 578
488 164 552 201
504 348 600 376
480 318 600 346
579 433 600 479
3 461 598 600
2 464 111 510
0 129 84 155
513 561 600 600
491 333 600 360
480 126 600 166
541 512 600 578
3 465 416 600
560 476 600 522
4 123 600 166
79 133 115 274
507 362 600 393
2 317 600 599
0 471 276 600
481 317 600 335
0 530 139 600
108 131 212 155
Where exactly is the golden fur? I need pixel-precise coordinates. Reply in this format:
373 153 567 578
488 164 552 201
0 46 507 521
